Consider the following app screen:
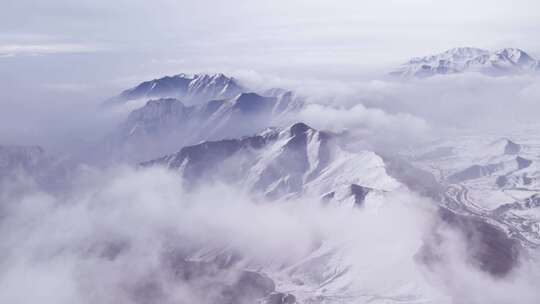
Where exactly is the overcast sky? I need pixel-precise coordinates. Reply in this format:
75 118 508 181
2 0 540 95
1 0 539 111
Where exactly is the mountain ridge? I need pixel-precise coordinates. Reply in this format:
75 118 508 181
105 73 245 106
391 47 540 78
141 122 400 204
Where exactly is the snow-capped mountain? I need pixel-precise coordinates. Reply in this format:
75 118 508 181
143 122 400 205
4 68 533 303
408 135 540 246
391 47 540 78
139 123 523 303
106 73 245 105
105 89 304 162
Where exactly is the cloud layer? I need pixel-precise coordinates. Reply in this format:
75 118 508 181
1 166 539 303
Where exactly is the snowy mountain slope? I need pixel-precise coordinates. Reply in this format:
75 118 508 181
391 47 540 78
139 126 454 303
141 143 521 304
143 122 401 205
105 73 245 106
104 90 304 162
407 134 540 245
11 69 532 303
141 122 524 273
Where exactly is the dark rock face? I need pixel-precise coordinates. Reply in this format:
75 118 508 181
421 208 522 277
232 92 275 113
263 292 297 304
504 139 521 155
321 191 336 202
516 156 532 170
289 122 311 137
143 138 258 182
350 184 372 206
495 175 508 188
141 129 279 185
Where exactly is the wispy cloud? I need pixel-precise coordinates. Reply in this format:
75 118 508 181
41 82 94 92
0 43 102 57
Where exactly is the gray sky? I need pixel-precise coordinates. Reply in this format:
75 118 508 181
1 0 539 148
2 0 540 90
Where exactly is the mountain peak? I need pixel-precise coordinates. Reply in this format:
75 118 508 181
493 48 537 67
142 123 398 201
230 93 275 113
106 73 245 106
289 122 312 137
393 47 539 78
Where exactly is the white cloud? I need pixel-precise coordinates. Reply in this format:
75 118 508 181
1 166 539 303
296 103 430 149
0 43 102 57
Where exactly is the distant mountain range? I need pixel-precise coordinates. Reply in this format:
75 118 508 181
102 74 304 162
3 65 535 303
391 47 540 78
105 73 245 106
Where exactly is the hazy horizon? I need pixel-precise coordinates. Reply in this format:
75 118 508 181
2 0 540 97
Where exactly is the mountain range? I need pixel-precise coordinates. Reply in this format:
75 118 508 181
105 73 245 106
391 47 540 78
102 74 304 162
3 64 539 303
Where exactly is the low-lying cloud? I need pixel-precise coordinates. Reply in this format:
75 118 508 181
1 166 539 303
296 103 430 149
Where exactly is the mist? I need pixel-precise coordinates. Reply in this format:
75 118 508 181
4 70 540 155
2 1 540 303
1 166 539 303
